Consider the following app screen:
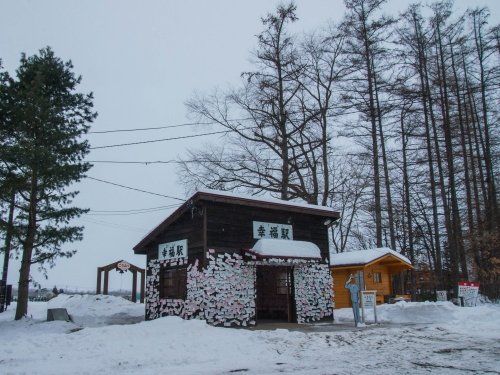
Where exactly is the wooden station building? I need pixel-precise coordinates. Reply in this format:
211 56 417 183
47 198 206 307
330 248 413 308
133 189 340 326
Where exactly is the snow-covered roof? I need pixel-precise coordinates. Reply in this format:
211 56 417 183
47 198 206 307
330 247 412 267
197 188 338 216
250 239 321 259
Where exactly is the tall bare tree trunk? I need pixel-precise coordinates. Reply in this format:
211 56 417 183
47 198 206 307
450 42 474 235
15 170 37 320
435 18 467 281
414 15 444 286
360 4 383 247
373 60 397 250
472 9 498 229
400 105 416 299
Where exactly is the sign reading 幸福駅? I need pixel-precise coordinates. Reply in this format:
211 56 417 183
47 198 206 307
158 239 188 261
253 221 293 240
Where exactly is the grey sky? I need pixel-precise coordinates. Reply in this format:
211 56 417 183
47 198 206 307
1 0 498 292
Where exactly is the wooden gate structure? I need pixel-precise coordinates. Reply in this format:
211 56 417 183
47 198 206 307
96 260 145 303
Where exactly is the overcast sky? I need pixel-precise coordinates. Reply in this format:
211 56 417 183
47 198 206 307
1 0 499 293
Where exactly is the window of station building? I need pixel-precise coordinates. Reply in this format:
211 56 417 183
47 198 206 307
160 267 187 299
372 271 382 284
276 271 290 295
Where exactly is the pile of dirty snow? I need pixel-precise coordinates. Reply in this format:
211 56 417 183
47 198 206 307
335 300 458 324
47 294 144 327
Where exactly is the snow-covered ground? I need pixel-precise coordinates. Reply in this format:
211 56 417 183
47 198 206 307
1 295 499 374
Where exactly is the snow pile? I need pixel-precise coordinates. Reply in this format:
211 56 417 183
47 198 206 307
47 294 144 327
251 238 321 258
335 301 456 324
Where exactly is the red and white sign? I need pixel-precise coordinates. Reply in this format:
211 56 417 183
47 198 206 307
458 281 480 287
458 281 480 306
117 261 131 272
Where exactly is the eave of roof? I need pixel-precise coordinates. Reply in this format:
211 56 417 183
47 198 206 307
133 189 340 254
194 189 340 217
330 248 413 269
330 254 413 270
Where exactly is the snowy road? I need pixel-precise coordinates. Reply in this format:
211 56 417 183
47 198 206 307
253 323 500 374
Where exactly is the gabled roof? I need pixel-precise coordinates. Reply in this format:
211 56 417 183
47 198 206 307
330 247 413 268
194 189 340 216
134 189 340 254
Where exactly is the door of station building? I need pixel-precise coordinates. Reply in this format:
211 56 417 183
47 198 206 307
256 265 296 322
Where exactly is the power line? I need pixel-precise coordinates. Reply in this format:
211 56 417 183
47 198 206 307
89 204 179 213
86 176 185 201
87 118 252 134
85 148 422 165
90 130 230 150
87 204 181 216
87 160 180 165
81 217 149 233
88 121 212 134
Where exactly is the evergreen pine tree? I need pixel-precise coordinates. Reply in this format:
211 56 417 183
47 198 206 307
0 47 96 320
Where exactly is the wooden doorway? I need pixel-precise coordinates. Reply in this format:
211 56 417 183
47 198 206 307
256 265 295 322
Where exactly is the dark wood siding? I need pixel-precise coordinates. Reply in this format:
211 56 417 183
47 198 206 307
204 201 330 262
144 199 331 266
145 209 204 267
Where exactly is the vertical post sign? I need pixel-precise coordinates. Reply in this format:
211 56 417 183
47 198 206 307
158 239 188 261
458 281 480 307
361 290 378 324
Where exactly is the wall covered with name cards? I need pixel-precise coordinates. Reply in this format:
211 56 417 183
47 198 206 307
146 250 333 326
293 263 333 323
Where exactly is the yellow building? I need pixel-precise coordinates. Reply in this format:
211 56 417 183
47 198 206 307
331 248 413 308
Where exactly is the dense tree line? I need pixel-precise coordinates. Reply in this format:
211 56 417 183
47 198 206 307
180 1 500 299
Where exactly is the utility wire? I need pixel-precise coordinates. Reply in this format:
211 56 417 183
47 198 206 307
90 130 230 150
81 217 149 233
87 160 180 165
89 121 212 134
86 147 428 165
86 176 185 201
87 204 182 216
88 118 252 134
89 204 179 213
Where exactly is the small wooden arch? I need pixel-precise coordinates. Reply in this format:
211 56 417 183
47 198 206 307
96 260 145 303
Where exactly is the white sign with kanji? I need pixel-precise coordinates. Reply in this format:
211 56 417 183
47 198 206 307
361 291 376 308
361 290 378 324
253 221 293 240
158 239 188 261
